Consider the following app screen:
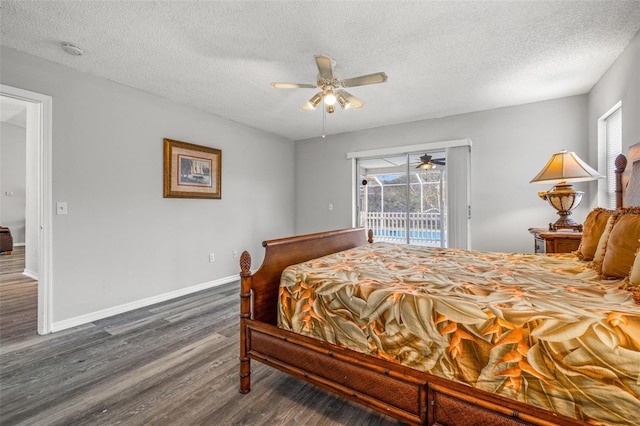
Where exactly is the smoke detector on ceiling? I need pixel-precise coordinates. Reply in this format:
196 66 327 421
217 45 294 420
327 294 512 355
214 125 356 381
61 42 83 56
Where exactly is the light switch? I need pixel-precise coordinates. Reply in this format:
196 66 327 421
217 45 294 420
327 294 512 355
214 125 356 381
56 202 68 215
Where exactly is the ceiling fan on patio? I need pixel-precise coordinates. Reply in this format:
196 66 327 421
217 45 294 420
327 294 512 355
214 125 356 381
416 154 446 170
271 54 388 113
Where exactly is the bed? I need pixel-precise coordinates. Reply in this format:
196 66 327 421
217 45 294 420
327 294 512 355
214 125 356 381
239 149 639 426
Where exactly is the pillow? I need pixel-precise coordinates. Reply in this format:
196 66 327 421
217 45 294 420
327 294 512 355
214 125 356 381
575 208 613 260
626 245 640 287
600 210 640 278
620 245 640 304
592 215 617 271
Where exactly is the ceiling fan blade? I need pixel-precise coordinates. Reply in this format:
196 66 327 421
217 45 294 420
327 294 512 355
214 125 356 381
271 82 317 89
341 90 365 109
342 72 388 87
315 55 334 80
432 160 446 165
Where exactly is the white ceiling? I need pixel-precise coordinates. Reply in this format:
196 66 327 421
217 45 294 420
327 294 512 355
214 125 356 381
1 1 639 141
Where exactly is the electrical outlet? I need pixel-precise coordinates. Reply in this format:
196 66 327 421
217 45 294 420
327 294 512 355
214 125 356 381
328 203 333 211
232 251 238 258
209 253 215 263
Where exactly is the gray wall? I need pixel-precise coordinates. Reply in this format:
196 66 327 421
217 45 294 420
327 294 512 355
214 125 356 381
295 95 589 253
0 122 26 244
1 47 295 323
588 29 640 189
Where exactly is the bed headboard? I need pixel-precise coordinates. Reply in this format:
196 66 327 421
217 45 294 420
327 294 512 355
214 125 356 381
622 142 640 207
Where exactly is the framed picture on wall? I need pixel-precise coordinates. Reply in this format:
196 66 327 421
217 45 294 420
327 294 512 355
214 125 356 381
163 138 222 199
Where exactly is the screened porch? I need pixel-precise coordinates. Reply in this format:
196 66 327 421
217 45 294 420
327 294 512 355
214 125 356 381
356 152 447 247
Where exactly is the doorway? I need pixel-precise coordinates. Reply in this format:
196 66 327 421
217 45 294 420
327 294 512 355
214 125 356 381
349 139 471 249
0 85 53 334
356 151 447 247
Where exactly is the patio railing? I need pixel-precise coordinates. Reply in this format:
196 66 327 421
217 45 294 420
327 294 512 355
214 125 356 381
362 210 444 246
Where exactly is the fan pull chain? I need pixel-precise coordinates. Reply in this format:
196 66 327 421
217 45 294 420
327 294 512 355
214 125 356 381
322 105 326 138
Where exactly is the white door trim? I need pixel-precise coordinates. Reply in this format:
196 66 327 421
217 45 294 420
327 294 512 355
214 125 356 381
1 84 53 334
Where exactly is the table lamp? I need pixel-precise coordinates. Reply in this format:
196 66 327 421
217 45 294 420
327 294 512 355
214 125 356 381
530 150 603 231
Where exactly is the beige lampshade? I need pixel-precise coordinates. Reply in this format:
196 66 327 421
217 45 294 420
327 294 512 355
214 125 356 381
530 150 602 184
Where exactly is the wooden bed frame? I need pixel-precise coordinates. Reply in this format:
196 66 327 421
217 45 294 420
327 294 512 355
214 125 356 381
238 153 631 426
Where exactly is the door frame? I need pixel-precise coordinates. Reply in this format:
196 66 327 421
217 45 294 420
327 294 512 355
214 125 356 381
1 84 53 334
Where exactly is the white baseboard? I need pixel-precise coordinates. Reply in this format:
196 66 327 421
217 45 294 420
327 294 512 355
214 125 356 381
23 269 38 280
50 275 238 333
14 242 26 247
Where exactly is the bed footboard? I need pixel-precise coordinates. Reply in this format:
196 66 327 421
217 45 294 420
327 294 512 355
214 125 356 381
243 320 581 426
246 320 428 424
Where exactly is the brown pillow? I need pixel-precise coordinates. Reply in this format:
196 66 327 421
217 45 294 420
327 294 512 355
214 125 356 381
576 208 613 260
593 215 617 271
628 247 640 287
600 213 640 278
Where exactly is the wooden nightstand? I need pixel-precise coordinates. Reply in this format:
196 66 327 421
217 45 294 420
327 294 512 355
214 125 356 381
528 228 583 254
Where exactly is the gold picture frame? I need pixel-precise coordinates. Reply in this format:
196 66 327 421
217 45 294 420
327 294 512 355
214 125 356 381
163 138 221 199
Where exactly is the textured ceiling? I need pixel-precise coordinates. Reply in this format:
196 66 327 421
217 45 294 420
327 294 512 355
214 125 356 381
1 1 639 141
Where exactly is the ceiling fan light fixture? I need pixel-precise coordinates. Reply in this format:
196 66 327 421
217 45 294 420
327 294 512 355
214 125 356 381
416 153 445 170
307 92 323 110
272 54 386 114
342 91 365 109
336 91 350 109
323 89 337 106
419 162 435 170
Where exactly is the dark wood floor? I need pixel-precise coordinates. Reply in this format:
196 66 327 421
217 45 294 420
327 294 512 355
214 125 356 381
0 246 38 342
0 248 400 425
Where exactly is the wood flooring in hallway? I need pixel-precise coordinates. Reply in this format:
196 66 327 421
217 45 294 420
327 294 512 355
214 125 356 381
0 246 38 343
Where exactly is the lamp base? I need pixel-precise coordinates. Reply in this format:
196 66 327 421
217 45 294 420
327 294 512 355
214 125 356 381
539 182 584 232
549 214 583 232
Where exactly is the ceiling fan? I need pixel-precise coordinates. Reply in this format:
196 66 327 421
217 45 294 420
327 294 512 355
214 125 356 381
271 55 388 113
416 154 446 170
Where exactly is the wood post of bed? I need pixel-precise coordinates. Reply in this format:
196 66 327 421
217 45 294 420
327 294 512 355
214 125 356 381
239 250 253 394
615 153 627 208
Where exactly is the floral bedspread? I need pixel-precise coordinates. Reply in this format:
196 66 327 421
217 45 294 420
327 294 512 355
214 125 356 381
278 243 640 425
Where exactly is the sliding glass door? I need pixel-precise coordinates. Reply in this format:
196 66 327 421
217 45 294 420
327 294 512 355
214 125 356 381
356 151 447 247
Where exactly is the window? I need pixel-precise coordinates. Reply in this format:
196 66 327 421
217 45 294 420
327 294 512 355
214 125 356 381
598 102 622 209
